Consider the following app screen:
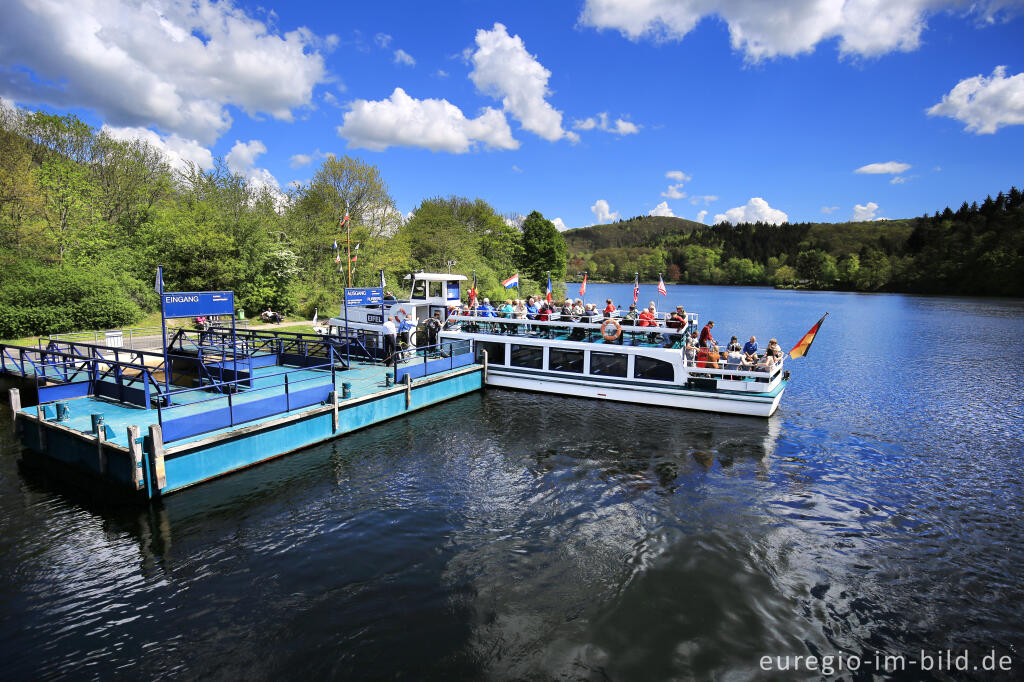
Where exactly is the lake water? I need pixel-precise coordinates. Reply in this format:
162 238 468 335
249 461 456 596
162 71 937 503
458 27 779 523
2 284 1023 679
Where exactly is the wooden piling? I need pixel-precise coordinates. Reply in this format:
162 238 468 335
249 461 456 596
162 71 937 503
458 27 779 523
482 349 488 383
97 425 107 475
8 388 20 422
330 390 339 432
148 424 166 491
127 425 144 490
405 373 412 409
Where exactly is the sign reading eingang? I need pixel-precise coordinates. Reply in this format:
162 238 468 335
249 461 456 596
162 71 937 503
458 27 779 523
162 292 235 318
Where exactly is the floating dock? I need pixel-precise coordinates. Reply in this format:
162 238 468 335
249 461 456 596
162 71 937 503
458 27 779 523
2 328 481 499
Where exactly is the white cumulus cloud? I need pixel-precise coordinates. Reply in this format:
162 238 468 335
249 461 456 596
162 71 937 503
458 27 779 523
579 0 1016 61
573 112 640 135
855 161 912 174
714 197 788 225
552 217 568 231
338 87 518 153
821 205 840 214
469 23 575 143
666 170 692 182
102 125 213 172
927 65 1024 134
696 209 708 223
649 201 675 217
689 194 718 205
853 201 880 221
393 49 416 66
224 139 285 205
0 0 330 145
591 199 620 224
662 184 687 199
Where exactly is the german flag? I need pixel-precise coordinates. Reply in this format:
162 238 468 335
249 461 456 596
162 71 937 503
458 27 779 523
788 313 828 359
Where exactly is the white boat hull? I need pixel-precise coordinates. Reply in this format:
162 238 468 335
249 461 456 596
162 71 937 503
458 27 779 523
484 367 785 417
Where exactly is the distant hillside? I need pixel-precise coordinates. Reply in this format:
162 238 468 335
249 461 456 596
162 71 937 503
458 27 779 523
563 188 1024 297
563 215 705 252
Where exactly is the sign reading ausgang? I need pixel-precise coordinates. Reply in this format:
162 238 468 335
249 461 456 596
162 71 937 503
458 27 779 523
162 291 235 318
345 287 383 306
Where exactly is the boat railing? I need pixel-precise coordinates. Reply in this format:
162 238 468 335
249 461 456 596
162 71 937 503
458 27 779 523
444 313 695 344
392 339 474 383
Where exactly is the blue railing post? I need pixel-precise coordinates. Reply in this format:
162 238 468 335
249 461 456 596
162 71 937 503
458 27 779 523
284 373 290 411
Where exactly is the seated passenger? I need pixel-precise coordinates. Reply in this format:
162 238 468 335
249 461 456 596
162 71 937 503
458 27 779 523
525 296 539 320
742 335 758 360
638 305 656 327
513 299 526 319
727 335 742 353
603 299 616 317
622 304 639 326
572 299 586 318
560 299 574 320
665 305 686 347
478 298 496 317
765 338 783 361
584 302 600 321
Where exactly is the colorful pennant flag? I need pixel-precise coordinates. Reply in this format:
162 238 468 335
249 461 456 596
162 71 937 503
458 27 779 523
632 273 639 305
788 313 829 359
469 272 478 305
546 273 552 303
579 272 587 297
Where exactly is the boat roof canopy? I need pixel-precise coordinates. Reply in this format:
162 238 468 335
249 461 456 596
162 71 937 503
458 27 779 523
403 273 468 282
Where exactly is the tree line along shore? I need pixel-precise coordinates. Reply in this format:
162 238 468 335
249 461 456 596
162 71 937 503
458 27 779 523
1 104 1020 340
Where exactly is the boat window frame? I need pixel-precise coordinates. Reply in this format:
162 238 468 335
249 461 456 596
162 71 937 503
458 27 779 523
475 340 508 365
411 280 427 300
549 347 584 373
633 354 675 382
509 343 544 370
588 350 629 378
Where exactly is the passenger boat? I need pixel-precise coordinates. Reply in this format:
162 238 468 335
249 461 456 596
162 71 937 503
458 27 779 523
319 272 788 417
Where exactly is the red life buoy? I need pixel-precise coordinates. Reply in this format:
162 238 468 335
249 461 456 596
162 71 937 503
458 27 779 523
600 318 621 341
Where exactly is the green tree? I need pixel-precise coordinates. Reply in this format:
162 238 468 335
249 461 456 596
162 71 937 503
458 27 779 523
795 249 838 286
518 210 567 283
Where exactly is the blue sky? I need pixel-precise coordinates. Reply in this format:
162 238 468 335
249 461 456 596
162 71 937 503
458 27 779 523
1 0 1022 228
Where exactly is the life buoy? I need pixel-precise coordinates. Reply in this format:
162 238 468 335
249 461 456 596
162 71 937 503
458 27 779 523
600 318 621 341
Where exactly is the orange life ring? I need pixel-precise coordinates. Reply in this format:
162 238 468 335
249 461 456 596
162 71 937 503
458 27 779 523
600 318 621 341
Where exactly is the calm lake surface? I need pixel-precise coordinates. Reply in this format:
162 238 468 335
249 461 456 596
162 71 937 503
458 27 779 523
2 284 1023 679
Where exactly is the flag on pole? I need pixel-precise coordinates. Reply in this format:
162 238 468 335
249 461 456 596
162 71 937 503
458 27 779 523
354 243 360 250
380 269 386 289
633 273 639 305
546 273 552 303
154 267 164 295
351 254 358 262
579 272 587 297
334 254 341 264
657 274 667 296
502 273 519 289
340 211 350 227
470 272 478 305
312 308 318 326
788 313 829 358
333 240 338 250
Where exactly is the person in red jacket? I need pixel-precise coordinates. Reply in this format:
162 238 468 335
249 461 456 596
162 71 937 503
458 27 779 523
699 320 716 348
638 304 656 327
603 299 617 317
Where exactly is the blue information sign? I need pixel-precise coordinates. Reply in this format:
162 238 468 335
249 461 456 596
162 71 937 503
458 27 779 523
345 287 383 306
162 291 235 318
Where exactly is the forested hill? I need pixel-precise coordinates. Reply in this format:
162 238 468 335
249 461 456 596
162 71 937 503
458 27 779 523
565 193 1023 297
563 215 705 251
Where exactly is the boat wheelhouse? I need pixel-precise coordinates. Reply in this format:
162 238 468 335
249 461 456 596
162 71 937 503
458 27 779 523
319 272 466 354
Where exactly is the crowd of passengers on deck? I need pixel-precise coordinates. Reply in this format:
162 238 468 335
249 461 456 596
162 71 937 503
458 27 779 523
446 296 784 373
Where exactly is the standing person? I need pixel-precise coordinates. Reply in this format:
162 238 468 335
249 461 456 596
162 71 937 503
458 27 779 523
424 312 441 351
603 299 616 317
382 316 398 367
397 315 414 359
699 320 716 349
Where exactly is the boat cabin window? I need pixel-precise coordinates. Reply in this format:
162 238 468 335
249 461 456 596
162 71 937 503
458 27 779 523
446 282 460 300
589 351 628 378
411 280 427 300
476 341 507 365
429 281 443 298
634 356 674 382
510 344 543 369
549 348 583 373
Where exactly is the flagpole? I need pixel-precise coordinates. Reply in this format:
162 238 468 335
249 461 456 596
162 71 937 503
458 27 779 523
345 206 351 289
